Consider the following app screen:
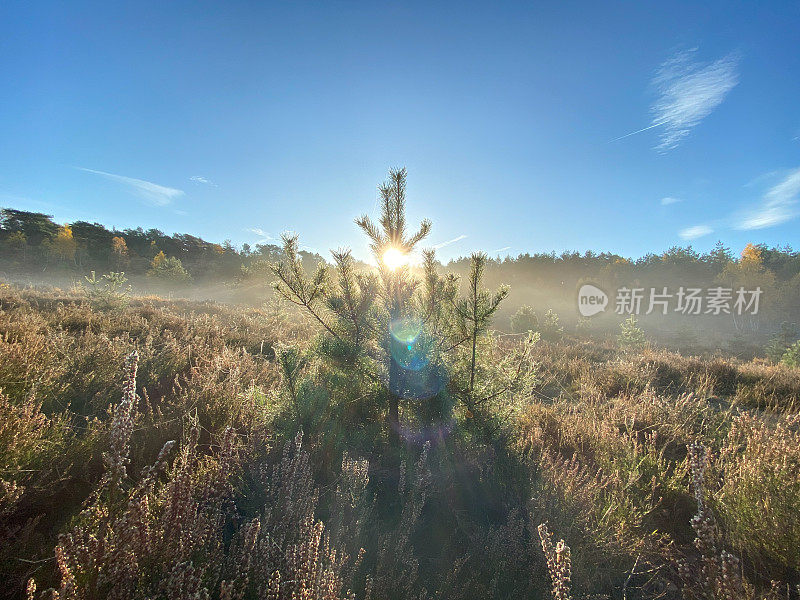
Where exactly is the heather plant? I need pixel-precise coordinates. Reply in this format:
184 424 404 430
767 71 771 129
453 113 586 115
734 361 800 410
0 390 87 590
362 442 432 600
0 285 295 595
521 391 688 543
675 443 754 600
27 352 355 600
717 414 800 573
538 523 573 600
528 448 632 592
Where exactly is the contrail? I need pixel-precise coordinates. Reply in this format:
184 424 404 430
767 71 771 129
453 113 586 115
433 234 467 250
608 120 667 143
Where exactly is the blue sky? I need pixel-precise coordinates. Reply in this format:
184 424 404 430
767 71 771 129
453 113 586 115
1 1 799 262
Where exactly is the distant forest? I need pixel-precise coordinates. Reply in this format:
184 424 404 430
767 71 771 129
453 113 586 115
2 207 799 343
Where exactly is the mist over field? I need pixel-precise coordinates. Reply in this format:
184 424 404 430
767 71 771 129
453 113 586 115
2 206 799 357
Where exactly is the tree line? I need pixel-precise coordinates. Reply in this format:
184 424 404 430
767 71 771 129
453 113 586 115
0 208 324 284
2 207 799 330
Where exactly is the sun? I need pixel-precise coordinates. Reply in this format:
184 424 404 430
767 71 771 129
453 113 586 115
382 247 408 271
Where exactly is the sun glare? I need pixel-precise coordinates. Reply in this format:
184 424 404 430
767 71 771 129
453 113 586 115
382 247 408 271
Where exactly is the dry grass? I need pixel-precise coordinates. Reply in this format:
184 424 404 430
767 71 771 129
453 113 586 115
2 284 799 599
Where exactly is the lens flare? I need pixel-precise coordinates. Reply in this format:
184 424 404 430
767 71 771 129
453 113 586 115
387 317 447 401
389 318 428 371
382 247 408 271
384 316 450 443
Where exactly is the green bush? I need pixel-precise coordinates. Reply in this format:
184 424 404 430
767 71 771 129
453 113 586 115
510 305 538 334
781 340 800 368
765 321 798 363
510 305 562 341
617 314 646 350
83 270 131 309
147 251 191 282
540 308 564 342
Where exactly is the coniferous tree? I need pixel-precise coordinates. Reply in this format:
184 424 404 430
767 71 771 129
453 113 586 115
269 168 535 512
354 168 432 445
510 305 539 334
618 314 647 350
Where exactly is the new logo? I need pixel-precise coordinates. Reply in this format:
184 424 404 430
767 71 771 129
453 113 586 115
577 283 608 317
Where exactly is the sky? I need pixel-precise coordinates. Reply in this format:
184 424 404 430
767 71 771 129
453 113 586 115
1 1 799 263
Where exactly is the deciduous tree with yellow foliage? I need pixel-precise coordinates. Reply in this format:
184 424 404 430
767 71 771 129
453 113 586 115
110 236 129 270
44 224 77 264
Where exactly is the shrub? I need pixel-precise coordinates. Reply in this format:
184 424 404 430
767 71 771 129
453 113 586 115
538 523 573 600
781 340 800 368
675 443 753 599
147 251 191 282
717 415 800 574
540 309 564 342
574 317 592 336
510 306 562 341
735 362 800 410
83 270 131 310
510 305 538 334
765 321 797 363
617 315 646 350
27 353 354 600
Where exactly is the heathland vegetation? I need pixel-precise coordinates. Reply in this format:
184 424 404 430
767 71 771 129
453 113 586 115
2 170 800 599
3 202 800 353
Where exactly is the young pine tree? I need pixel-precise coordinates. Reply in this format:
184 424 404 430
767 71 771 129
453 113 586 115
354 168 432 442
269 168 535 509
618 314 647 350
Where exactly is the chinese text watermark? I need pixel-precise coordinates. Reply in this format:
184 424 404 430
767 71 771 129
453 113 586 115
578 284 762 317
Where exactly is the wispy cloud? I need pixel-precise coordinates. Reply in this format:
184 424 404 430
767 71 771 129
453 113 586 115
661 196 683 206
432 234 467 250
77 167 184 206
737 167 800 230
614 49 739 151
491 246 511 254
245 227 273 241
679 225 713 240
189 175 217 186
651 50 740 151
